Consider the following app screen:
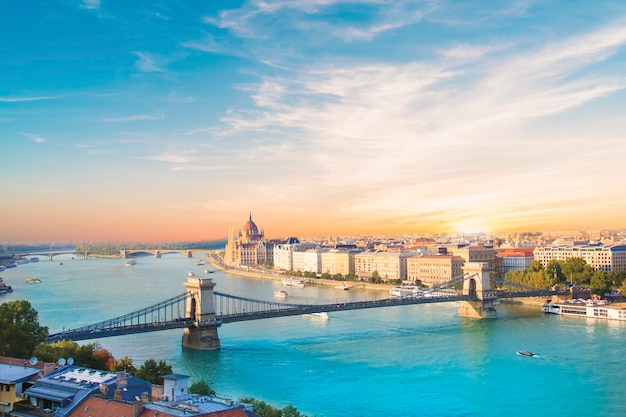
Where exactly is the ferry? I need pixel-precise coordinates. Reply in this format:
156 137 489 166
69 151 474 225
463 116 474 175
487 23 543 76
304 312 329 320
282 277 305 288
274 289 288 299
389 285 422 298
542 299 626 321
0 278 13 294
124 259 137 267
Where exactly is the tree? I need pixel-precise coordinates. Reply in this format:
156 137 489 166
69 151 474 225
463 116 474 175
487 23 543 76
188 380 215 396
528 260 544 273
0 300 49 358
33 340 110 370
590 270 612 296
134 359 173 385
545 260 565 283
111 356 136 374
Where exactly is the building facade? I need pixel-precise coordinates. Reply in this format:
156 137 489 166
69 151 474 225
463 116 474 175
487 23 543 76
406 255 465 286
533 244 626 272
224 214 274 268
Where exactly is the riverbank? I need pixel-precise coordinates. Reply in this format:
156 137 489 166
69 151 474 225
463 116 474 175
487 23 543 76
205 254 394 293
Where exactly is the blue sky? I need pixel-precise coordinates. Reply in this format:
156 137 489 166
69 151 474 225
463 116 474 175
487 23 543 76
2 0 626 242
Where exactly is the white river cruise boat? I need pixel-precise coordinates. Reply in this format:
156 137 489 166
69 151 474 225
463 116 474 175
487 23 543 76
542 299 626 321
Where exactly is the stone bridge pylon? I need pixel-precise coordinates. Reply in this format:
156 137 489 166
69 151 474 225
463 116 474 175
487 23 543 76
182 276 222 350
458 262 497 319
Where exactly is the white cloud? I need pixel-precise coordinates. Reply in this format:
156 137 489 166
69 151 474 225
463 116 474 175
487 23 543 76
21 133 46 143
81 0 100 9
132 51 166 72
216 19 626 222
0 96 59 103
102 113 165 122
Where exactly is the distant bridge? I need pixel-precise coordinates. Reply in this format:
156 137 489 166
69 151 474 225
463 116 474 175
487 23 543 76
47 262 568 350
17 249 215 261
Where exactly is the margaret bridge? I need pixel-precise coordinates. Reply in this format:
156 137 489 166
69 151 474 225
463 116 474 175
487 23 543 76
47 262 570 350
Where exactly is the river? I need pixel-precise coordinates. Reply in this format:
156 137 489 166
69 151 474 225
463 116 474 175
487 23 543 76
2 254 625 416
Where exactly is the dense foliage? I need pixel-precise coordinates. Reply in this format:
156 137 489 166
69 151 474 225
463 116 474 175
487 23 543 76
134 359 173 385
33 340 113 370
239 397 307 417
503 258 626 295
75 239 226 255
188 380 216 396
0 300 49 358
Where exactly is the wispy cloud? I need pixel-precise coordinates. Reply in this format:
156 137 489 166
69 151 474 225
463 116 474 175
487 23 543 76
21 133 46 143
0 95 59 103
132 51 167 72
101 113 165 122
81 0 100 9
215 18 626 226
140 153 195 164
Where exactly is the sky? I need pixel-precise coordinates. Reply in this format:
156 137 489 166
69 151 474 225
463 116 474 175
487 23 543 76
2 0 626 243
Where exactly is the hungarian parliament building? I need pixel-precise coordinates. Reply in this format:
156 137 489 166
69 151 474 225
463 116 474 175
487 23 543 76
223 213 275 267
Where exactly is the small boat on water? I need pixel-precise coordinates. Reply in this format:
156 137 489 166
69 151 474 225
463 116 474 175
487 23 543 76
304 312 329 320
516 350 535 357
196 260 206 266
0 278 13 294
389 285 422 298
24 277 41 284
282 277 305 288
124 259 137 267
274 290 288 298
204 269 214 274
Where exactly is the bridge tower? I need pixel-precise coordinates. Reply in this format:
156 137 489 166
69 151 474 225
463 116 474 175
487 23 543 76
182 276 221 350
120 249 127 259
458 262 497 319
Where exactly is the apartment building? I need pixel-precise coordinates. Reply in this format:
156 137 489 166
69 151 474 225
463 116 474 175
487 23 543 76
406 255 465 286
533 244 626 272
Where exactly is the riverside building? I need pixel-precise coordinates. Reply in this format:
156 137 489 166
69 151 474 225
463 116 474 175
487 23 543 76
533 244 626 272
224 214 274 268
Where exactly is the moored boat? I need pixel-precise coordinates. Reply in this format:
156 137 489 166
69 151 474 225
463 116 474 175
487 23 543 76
542 299 626 321
304 312 329 319
282 277 305 287
0 278 13 293
274 290 288 298
389 285 422 298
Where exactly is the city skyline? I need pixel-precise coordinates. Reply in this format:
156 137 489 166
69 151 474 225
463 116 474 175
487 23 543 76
2 1 626 243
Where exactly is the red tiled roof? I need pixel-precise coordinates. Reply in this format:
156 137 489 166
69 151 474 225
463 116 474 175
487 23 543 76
66 396 139 417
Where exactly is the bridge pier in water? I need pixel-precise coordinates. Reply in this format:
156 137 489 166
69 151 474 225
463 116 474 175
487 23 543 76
458 262 497 319
182 276 221 350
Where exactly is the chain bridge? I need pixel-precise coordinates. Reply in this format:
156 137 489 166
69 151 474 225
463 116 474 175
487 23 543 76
47 262 568 350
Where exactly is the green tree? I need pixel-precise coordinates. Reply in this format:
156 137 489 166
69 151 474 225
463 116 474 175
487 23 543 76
590 270 612 296
134 359 173 385
528 260 544 273
607 270 626 287
33 340 110 370
188 380 216 396
0 300 49 358
111 356 136 374
545 260 565 283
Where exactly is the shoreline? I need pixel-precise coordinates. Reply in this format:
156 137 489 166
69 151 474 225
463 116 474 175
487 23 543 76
204 254 549 305
205 253 395 293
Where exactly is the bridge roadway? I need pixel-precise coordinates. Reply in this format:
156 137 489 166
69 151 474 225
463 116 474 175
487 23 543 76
46 289 563 343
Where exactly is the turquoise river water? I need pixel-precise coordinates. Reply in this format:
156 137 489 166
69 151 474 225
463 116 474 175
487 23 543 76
1 254 625 417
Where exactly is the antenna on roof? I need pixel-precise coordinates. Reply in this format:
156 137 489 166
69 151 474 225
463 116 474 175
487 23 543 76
29 357 38 366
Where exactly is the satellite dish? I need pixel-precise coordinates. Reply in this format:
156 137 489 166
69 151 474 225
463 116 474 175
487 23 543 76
67 357 74 365
29 357 38 366
58 358 66 366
